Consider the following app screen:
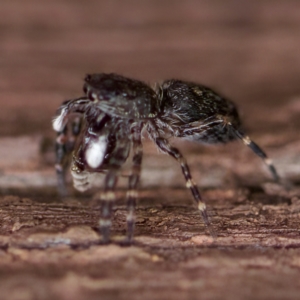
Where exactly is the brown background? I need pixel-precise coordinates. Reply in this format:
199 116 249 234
0 1 300 299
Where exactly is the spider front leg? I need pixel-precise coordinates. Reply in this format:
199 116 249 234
100 171 118 244
55 117 82 196
53 97 89 196
154 137 214 236
69 116 82 150
98 135 131 244
71 135 118 244
55 125 69 196
125 124 143 243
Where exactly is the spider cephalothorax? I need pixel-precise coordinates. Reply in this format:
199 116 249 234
53 73 279 243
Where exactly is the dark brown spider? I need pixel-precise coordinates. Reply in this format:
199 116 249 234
53 73 279 243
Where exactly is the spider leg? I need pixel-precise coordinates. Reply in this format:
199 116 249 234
53 97 90 196
100 170 118 244
230 127 280 182
55 125 69 196
69 116 82 149
98 133 131 244
185 114 280 183
154 137 214 236
70 126 116 243
54 117 83 196
126 123 143 243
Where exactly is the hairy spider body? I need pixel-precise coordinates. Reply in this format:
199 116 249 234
158 80 241 143
53 73 279 243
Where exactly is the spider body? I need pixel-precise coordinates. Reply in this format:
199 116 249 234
53 73 279 243
158 79 241 143
83 73 159 119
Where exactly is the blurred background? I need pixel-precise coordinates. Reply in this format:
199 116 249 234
0 3 300 298
0 0 300 190
1 0 300 137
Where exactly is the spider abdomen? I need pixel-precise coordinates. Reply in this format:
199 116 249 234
159 79 242 143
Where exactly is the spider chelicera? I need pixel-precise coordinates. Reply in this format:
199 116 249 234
53 73 279 243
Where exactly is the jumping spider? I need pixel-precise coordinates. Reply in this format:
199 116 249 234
53 73 279 243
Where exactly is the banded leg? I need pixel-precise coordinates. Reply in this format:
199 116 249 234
155 137 214 236
52 97 91 196
55 125 69 196
231 127 280 182
99 135 131 243
100 171 118 244
68 116 82 151
55 117 83 196
126 125 143 242
71 145 92 192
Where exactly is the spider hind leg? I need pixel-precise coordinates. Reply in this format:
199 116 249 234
229 126 280 182
154 137 215 237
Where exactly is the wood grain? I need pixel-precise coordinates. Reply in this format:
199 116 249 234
0 1 300 299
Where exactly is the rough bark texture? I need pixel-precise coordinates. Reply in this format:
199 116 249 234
0 1 300 299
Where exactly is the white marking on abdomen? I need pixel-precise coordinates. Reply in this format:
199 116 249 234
85 135 107 169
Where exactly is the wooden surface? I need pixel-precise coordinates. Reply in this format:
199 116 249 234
0 1 300 299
